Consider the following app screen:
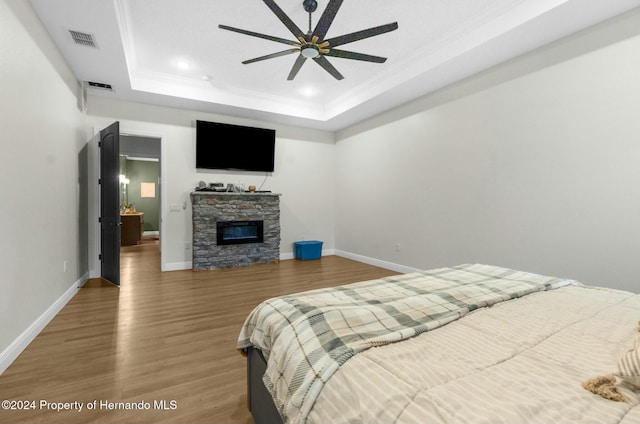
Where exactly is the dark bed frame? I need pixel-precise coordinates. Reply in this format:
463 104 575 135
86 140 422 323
247 347 285 424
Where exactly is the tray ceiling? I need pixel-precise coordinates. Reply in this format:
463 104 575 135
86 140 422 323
29 0 640 130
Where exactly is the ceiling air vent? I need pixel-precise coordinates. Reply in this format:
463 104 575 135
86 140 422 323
86 81 114 92
69 30 97 48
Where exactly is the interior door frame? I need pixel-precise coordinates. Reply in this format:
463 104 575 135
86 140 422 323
89 127 165 278
119 130 164 271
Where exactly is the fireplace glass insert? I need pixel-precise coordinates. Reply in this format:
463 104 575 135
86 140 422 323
216 220 264 245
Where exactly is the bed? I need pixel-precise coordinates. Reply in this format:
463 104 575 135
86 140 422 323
238 264 640 424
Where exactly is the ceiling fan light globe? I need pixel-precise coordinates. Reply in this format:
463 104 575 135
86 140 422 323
301 46 319 58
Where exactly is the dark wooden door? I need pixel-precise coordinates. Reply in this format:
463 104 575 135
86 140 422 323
99 122 120 286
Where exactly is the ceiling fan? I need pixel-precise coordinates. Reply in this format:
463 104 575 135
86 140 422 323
219 0 398 81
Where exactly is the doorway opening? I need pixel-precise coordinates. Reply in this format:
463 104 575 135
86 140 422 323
119 134 161 279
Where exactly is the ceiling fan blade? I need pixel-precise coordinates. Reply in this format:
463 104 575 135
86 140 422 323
243 49 300 65
325 49 387 63
313 55 344 80
263 0 306 40
287 55 307 80
219 25 299 46
312 0 343 40
325 22 398 48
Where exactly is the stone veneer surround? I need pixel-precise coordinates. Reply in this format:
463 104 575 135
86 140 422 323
190 192 281 270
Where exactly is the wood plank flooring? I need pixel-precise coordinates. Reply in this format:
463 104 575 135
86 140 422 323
0 239 398 423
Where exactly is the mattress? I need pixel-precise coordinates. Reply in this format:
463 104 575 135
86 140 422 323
308 284 640 423
239 264 640 424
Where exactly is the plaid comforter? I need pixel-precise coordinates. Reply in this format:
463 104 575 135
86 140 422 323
237 264 578 424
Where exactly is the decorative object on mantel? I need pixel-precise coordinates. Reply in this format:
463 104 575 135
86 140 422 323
194 182 271 193
195 182 226 192
230 183 245 192
218 0 398 80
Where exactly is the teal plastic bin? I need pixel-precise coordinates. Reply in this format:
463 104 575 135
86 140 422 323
294 241 323 260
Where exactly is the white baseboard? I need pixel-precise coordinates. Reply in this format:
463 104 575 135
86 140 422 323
281 249 335 261
334 250 419 274
163 261 191 271
283 249 414 273
280 252 294 260
0 272 89 375
174 250 336 267
164 251 411 274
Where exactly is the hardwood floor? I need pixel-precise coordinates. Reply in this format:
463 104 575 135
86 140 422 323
0 239 398 423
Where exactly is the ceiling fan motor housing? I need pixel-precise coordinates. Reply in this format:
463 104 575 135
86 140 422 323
303 0 318 13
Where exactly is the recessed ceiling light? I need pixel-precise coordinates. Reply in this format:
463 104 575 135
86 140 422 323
201 75 212 81
176 60 191 70
302 87 315 96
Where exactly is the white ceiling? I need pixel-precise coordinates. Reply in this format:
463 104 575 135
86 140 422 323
28 0 640 131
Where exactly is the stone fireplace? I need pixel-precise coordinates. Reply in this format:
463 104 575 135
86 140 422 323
190 192 280 270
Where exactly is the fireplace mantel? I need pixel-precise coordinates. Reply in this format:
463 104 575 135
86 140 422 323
190 192 281 270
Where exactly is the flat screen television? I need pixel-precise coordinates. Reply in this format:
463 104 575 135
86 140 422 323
196 120 276 172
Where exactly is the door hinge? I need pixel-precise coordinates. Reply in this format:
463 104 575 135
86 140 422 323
98 178 102 185
98 254 102 260
98 217 102 223
98 141 102 148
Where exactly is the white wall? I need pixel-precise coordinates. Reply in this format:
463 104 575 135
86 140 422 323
0 0 88 368
335 10 640 291
87 98 335 272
